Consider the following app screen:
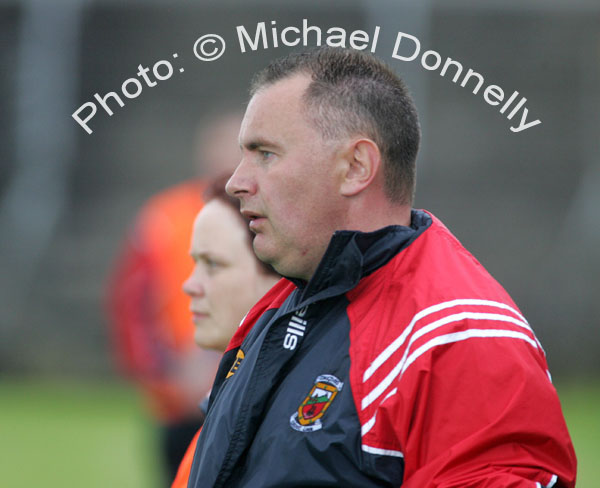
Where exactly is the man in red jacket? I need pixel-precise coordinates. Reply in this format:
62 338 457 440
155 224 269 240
178 48 576 487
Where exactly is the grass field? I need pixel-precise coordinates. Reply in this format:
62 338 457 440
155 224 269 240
0 378 598 486
555 380 600 488
0 380 162 488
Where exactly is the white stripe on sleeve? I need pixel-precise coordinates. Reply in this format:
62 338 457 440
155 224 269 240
363 299 530 382
362 327 538 410
361 445 404 458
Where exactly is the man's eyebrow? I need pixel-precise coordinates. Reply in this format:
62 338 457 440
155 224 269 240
241 138 279 151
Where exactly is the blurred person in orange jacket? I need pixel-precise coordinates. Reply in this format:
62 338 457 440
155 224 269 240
172 174 280 487
106 111 242 481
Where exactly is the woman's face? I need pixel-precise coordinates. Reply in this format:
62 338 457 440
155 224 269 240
183 199 278 351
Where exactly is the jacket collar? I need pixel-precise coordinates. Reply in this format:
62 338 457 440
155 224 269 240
288 209 432 307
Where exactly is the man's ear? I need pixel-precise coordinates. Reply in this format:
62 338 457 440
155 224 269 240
339 138 381 197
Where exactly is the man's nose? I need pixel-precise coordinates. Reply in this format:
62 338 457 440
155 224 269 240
226 156 255 198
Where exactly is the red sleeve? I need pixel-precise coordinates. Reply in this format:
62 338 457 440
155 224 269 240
171 428 201 488
348 217 576 487
354 307 577 487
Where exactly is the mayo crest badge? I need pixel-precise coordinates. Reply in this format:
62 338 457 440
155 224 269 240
290 374 344 432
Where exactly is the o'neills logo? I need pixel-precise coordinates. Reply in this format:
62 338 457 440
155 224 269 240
226 349 245 378
290 374 344 432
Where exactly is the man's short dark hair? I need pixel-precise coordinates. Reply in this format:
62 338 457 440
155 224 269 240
250 47 420 204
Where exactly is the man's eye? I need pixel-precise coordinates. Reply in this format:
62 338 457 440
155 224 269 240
260 150 274 160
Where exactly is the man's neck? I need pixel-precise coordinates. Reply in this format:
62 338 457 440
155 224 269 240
342 200 412 232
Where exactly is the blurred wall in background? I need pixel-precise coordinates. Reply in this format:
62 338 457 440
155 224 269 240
0 0 598 379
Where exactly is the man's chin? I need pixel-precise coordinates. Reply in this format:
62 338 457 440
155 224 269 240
252 237 273 261
254 250 276 270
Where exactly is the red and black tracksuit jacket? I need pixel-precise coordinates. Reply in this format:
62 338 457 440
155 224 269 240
183 210 576 487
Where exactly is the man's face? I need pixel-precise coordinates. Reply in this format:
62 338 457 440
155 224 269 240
226 74 346 280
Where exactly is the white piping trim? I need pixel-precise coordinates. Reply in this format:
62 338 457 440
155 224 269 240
361 445 404 458
363 299 529 381
398 312 533 379
361 387 397 436
545 474 558 488
401 329 538 376
409 312 532 348
362 328 538 410
361 414 376 436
